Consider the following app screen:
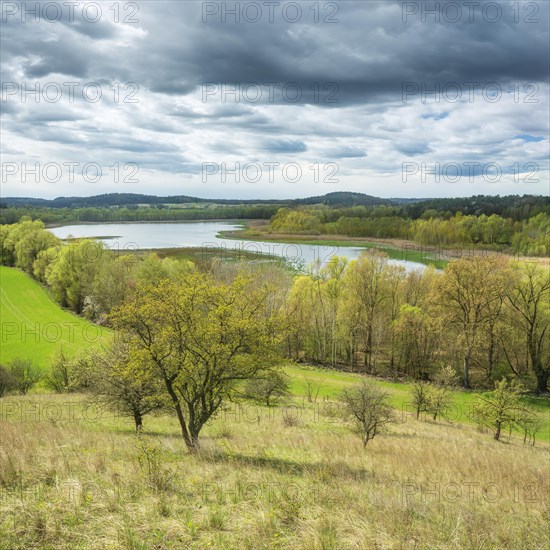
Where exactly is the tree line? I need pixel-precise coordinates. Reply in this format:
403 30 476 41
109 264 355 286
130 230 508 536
270 207 549 256
1 218 549 395
0 204 279 224
1 217 548 452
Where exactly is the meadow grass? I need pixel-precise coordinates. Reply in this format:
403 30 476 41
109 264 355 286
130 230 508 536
0 392 548 549
284 364 550 442
0 267 111 370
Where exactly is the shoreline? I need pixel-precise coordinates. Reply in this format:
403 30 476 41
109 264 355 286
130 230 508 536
46 218 549 268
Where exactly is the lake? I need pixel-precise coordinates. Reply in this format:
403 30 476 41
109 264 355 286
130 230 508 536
49 221 425 271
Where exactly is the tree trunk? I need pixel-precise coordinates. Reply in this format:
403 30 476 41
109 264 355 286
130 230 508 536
463 351 471 389
133 410 143 432
530 346 549 393
494 422 501 441
487 329 496 381
164 379 194 451
535 370 549 394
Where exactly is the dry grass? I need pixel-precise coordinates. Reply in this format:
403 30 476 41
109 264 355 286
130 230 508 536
0 393 548 549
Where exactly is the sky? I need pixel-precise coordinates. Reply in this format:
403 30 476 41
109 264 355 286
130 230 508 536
1 0 549 200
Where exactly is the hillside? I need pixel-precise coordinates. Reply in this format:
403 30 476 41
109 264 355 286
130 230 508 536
0 383 548 549
0 266 548 549
0 266 110 369
1 191 392 209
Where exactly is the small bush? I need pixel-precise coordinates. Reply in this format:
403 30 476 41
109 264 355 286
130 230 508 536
244 371 290 406
341 380 395 448
6 358 43 394
45 348 78 393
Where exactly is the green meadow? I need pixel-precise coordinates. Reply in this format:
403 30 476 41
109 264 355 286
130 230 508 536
0 266 110 370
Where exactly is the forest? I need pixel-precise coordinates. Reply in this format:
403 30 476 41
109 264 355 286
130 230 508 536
2 217 548 394
269 207 550 256
2 193 547 257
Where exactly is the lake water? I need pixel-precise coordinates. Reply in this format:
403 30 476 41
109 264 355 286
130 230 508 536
49 221 425 271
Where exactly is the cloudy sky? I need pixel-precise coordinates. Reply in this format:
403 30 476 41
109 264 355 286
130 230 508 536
1 0 548 199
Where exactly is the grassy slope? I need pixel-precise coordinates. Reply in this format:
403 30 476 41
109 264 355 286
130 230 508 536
284 364 550 442
0 266 110 370
0 267 549 548
0 263 547 438
0 392 548 549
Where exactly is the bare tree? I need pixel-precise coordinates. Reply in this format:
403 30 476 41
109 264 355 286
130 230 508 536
426 366 457 421
410 381 431 419
303 376 323 403
515 406 544 446
341 380 395 447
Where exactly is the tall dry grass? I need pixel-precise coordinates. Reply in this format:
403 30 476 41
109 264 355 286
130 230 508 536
0 393 548 549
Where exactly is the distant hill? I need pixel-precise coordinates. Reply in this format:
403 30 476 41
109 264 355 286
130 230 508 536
292 192 391 207
2 193 548 220
2 191 392 209
1 193 283 208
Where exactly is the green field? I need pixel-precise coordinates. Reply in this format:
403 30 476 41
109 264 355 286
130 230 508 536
283 364 550 442
0 266 110 370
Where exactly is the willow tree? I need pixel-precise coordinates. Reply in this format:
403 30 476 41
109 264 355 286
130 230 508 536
109 272 283 451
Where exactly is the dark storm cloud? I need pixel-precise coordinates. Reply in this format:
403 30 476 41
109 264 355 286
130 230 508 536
3 1 548 105
0 1 548 197
114 0 549 105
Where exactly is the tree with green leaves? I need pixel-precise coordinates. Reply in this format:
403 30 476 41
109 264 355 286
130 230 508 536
394 304 441 379
46 348 79 393
505 263 550 393
244 370 290 407
6 358 43 395
473 379 525 441
437 257 510 388
0 217 60 272
343 252 392 372
426 366 457 421
109 272 283 451
46 239 106 313
410 381 431 420
79 340 168 432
